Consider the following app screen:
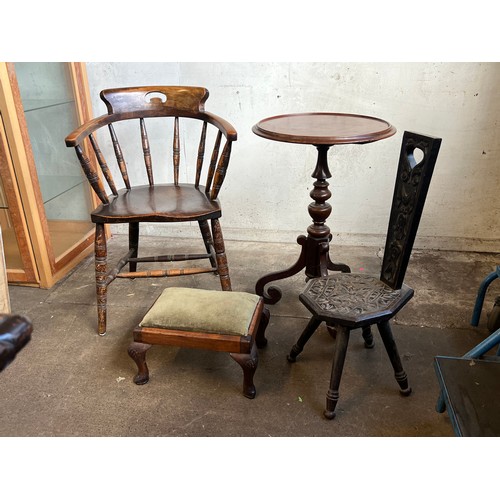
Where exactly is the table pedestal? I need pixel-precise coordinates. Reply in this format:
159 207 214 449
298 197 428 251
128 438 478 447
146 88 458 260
255 145 350 304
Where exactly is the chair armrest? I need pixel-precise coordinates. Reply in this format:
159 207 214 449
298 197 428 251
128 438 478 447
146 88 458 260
65 114 114 147
203 112 237 141
65 111 237 147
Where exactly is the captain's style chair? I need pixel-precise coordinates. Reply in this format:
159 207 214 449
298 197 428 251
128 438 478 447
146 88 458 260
65 86 237 335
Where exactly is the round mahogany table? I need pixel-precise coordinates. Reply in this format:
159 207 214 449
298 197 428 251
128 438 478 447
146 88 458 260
252 112 396 304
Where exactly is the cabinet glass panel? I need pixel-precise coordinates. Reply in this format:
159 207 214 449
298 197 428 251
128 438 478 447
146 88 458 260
14 62 94 260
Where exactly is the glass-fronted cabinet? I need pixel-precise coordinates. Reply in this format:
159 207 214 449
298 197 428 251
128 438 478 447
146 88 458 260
0 62 98 288
0 126 37 284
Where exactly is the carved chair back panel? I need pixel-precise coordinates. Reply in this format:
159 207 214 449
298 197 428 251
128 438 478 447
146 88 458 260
380 131 442 290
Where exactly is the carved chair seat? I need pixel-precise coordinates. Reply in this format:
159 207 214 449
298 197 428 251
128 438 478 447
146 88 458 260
287 131 442 420
300 273 414 328
128 287 270 399
65 86 237 336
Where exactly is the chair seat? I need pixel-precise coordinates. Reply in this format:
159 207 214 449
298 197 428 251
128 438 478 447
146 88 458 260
299 273 414 327
91 184 221 224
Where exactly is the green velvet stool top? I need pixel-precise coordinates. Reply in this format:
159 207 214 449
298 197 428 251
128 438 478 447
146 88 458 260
140 287 261 336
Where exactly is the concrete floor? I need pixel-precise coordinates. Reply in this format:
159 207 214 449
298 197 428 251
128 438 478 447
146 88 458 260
1 234 499 437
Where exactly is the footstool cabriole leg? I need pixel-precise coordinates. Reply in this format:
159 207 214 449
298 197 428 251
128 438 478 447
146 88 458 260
230 342 258 399
128 341 152 385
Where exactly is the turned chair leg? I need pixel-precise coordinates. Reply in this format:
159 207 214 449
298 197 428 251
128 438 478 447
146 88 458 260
362 325 375 348
129 222 139 273
324 325 350 419
198 220 217 270
287 317 322 362
95 223 108 336
327 325 338 339
376 321 412 396
230 342 258 399
211 218 231 291
128 342 152 385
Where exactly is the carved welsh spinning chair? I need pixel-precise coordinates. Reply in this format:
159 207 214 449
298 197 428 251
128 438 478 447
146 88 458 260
65 86 236 335
287 131 442 419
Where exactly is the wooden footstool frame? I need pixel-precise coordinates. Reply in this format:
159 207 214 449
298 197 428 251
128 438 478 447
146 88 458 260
128 288 270 399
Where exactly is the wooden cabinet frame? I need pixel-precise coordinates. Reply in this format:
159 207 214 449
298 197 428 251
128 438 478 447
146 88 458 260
0 62 100 288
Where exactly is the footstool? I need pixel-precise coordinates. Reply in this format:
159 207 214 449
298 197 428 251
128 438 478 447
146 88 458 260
128 287 270 398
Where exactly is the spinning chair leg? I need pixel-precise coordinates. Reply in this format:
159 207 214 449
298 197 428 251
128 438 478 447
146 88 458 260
230 342 258 399
287 317 322 362
128 342 152 385
211 219 231 291
198 220 217 270
325 325 350 420
362 325 375 349
377 321 412 396
95 223 108 336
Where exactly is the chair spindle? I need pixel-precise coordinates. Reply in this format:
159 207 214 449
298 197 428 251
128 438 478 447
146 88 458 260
75 145 109 204
211 140 232 200
108 123 131 190
140 118 154 186
195 121 208 188
89 133 118 196
205 130 222 195
173 116 180 185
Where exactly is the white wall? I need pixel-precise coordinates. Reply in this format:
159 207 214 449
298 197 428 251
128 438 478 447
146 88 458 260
85 62 500 252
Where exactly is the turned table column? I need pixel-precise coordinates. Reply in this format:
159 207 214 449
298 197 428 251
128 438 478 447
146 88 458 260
304 144 345 279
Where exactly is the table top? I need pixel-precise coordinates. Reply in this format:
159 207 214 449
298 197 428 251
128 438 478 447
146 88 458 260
435 355 500 437
252 112 396 145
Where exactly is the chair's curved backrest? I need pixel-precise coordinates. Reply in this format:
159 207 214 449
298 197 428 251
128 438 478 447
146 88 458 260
100 86 209 115
65 86 237 205
380 131 442 290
